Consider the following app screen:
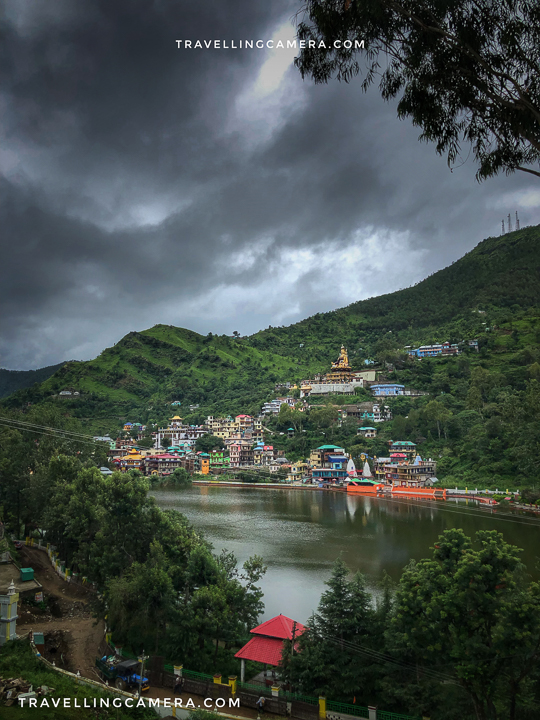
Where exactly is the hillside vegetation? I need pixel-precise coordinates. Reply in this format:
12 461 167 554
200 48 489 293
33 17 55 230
3 225 540 488
0 362 64 399
250 224 540 361
1 326 323 431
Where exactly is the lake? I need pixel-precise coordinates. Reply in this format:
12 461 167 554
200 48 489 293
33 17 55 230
152 486 540 623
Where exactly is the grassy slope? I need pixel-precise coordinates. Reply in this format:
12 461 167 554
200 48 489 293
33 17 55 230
0 326 324 432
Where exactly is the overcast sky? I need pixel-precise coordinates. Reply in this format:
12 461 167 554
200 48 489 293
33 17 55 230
2 0 540 370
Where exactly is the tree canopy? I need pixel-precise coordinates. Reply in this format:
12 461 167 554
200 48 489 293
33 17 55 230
294 0 540 179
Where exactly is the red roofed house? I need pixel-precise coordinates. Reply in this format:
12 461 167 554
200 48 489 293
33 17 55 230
235 614 305 682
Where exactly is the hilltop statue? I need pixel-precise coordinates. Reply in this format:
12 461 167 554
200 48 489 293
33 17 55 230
331 345 351 370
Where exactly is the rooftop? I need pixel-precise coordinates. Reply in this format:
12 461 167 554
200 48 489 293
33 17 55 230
250 614 306 640
234 634 286 666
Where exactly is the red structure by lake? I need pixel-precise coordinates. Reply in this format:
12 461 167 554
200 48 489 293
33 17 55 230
235 614 305 681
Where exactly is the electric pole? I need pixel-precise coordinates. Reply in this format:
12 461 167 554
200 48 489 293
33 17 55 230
138 651 148 698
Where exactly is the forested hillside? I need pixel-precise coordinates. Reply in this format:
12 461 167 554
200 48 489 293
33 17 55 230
0 362 64 399
2 225 540 488
249 224 540 362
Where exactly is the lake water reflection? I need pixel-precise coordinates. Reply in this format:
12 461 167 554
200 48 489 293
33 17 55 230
152 486 540 623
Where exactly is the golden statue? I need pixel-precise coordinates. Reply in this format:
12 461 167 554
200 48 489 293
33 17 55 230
326 345 353 383
331 345 351 370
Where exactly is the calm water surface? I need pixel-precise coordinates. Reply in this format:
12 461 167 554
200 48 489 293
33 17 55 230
152 487 540 623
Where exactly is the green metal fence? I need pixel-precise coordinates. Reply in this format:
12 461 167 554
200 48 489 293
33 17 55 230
326 700 370 717
282 692 319 704
119 649 138 660
182 668 215 681
377 711 422 720
114 649 420 720
237 681 273 695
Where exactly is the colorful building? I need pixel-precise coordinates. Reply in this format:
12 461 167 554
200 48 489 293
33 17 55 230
209 450 230 470
375 454 437 487
287 462 308 483
199 453 211 475
389 440 417 458
154 416 208 449
229 441 254 468
114 448 144 472
254 445 275 466
311 445 349 482
144 452 190 476
407 341 460 358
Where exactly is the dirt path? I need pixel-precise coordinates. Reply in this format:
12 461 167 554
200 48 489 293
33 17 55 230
17 545 105 681
22 616 105 680
19 546 93 603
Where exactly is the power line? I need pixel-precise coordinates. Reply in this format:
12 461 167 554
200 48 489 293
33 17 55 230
0 415 110 442
373 494 540 528
312 630 459 685
3 415 539 529
0 419 100 446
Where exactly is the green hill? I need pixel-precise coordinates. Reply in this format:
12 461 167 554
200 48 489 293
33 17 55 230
3 225 540 488
4 225 540 413
0 325 324 432
249 224 540 361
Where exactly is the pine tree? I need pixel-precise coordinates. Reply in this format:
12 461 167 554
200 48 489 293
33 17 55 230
281 558 379 702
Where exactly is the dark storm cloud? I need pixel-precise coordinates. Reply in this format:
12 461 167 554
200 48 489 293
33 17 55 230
1 0 539 368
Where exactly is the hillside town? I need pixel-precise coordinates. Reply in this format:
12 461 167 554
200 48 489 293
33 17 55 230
96 345 439 496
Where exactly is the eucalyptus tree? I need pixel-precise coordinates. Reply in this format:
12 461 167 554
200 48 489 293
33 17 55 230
295 0 540 179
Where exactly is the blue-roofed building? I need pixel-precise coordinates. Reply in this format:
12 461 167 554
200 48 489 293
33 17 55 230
371 383 405 397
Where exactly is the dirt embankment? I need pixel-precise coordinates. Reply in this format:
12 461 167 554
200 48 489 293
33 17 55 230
17 546 105 682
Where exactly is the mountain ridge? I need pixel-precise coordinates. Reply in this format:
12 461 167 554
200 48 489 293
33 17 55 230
2 225 540 428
